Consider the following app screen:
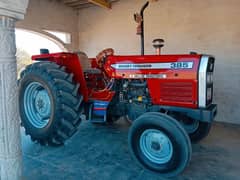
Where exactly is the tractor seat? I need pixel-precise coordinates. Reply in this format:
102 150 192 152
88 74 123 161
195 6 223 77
75 51 92 69
75 51 102 74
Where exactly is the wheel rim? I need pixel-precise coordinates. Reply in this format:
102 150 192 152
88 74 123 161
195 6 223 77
23 82 51 128
140 129 173 164
180 119 199 134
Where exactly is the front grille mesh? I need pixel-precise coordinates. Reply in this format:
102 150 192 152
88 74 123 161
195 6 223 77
160 82 193 103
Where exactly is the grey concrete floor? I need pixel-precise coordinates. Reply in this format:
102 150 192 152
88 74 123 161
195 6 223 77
22 120 240 180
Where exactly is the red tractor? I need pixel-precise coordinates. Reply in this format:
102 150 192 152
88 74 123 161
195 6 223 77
18 1 217 177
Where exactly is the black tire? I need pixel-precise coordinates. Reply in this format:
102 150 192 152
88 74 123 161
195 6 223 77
128 112 192 177
19 61 83 146
188 121 212 143
105 95 122 124
168 112 212 143
106 113 120 123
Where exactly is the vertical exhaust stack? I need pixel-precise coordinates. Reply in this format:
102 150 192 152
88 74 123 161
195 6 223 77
134 1 149 56
153 39 164 55
139 1 149 56
134 1 159 55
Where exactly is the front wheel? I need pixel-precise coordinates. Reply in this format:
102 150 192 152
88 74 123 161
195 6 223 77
180 119 212 143
128 112 192 177
169 112 212 143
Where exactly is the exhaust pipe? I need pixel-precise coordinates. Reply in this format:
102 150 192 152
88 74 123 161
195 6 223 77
140 1 149 56
134 1 149 56
134 1 160 55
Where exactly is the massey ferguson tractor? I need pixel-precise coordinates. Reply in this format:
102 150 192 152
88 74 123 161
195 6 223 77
18 1 217 177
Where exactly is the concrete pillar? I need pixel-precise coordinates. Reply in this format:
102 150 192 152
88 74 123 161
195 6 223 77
0 1 29 180
0 16 22 180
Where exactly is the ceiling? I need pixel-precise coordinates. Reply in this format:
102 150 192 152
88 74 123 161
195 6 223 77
62 0 118 10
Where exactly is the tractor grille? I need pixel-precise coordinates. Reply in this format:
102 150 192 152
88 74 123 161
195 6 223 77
160 82 193 103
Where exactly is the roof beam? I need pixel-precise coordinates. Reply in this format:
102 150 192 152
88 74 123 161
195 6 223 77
88 0 111 9
76 3 95 9
67 1 90 7
63 0 80 4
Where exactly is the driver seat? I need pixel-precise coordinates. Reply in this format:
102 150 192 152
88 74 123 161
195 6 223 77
76 51 102 74
76 51 106 90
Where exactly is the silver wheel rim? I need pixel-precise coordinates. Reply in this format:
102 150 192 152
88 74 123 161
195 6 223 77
140 129 173 164
23 82 51 128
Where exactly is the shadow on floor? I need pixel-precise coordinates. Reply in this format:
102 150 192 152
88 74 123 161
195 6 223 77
22 120 240 180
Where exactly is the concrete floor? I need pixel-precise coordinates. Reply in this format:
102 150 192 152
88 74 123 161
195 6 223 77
22 120 240 180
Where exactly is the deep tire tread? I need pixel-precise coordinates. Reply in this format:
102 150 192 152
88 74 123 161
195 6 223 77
19 61 83 146
72 83 80 97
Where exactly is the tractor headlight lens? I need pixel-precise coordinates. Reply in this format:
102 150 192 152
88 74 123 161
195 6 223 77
207 72 213 84
207 87 212 100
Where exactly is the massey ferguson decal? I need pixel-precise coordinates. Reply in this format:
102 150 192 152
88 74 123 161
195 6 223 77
111 62 194 70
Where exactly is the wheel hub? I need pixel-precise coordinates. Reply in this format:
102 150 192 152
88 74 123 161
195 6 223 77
140 129 173 164
34 90 51 118
151 141 161 151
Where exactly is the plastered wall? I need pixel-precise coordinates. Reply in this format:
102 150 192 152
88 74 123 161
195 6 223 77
78 0 240 124
16 0 79 51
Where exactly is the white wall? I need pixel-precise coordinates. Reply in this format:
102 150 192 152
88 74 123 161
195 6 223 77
78 0 240 124
17 0 79 51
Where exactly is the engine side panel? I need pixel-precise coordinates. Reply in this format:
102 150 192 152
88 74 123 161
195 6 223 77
105 55 201 108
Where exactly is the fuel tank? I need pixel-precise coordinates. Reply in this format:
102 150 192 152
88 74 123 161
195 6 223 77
104 55 202 108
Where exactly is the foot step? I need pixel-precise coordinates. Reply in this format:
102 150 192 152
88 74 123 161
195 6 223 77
90 117 106 123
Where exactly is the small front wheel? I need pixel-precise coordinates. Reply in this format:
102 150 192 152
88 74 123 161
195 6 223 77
128 112 192 177
177 116 212 143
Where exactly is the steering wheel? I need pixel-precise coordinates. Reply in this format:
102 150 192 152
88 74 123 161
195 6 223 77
96 48 114 68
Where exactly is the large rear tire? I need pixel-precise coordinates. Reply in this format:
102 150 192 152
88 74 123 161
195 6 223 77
128 112 192 177
19 62 83 146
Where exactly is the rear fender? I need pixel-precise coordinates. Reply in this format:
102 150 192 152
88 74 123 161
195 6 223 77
32 53 89 102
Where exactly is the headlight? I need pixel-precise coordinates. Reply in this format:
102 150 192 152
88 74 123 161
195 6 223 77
207 72 213 84
199 55 215 108
207 87 212 101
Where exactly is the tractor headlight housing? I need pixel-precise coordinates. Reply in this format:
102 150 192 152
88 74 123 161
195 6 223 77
207 72 213 84
198 56 215 108
207 87 212 101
